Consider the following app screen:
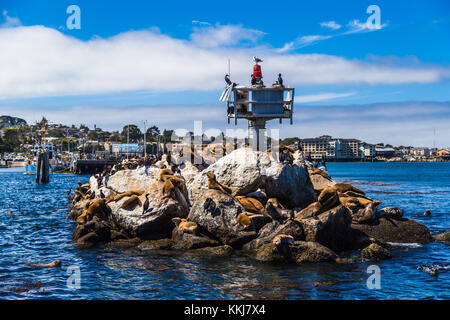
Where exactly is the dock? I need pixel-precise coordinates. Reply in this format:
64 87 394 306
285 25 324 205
75 159 118 174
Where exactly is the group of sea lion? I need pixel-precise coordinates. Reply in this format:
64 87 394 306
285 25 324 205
297 181 382 224
204 171 294 230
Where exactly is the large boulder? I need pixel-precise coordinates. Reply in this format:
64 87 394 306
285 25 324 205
264 163 315 209
243 220 304 251
351 217 433 244
107 181 189 239
295 205 352 252
104 166 160 194
308 171 336 192
186 148 272 202
361 243 391 261
255 241 337 263
291 241 338 263
187 189 257 248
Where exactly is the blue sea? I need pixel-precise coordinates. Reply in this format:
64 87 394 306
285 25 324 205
0 162 449 300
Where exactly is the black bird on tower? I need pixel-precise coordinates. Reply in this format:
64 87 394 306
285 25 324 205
224 74 237 88
277 73 284 87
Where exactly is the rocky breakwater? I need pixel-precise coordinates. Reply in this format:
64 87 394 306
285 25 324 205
68 146 433 263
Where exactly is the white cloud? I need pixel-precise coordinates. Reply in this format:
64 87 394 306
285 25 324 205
0 24 448 99
295 92 355 103
0 10 21 28
190 24 265 48
344 19 388 34
320 21 341 30
192 20 211 26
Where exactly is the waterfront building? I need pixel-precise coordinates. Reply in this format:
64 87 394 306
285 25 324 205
299 135 366 160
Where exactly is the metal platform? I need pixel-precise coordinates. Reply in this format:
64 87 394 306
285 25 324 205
225 86 295 125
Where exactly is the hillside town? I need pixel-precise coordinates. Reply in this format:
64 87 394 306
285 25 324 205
0 115 449 169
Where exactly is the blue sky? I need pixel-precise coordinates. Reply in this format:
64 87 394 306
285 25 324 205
0 0 449 147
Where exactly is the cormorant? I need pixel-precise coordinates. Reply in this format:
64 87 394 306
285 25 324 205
277 73 283 87
142 194 150 214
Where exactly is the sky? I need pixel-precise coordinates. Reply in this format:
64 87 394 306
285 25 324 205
0 0 449 147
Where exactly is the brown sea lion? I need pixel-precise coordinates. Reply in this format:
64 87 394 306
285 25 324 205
235 196 265 213
120 195 142 209
27 260 62 268
206 172 232 195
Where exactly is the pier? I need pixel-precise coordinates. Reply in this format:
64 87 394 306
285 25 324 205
75 159 118 175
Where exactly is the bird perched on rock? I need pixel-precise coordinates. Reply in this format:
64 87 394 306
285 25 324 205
142 193 150 214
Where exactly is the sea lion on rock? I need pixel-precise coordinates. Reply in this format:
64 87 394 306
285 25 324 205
308 168 332 181
172 218 198 239
237 212 252 228
235 196 265 214
272 234 295 246
120 195 142 210
266 198 285 210
337 192 373 213
27 260 62 268
206 172 232 195
113 190 145 202
354 200 381 224
318 183 365 204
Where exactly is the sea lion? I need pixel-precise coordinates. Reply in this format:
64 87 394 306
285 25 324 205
337 192 375 214
354 200 381 223
27 260 62 268
266 198 285 210
272 234 294 246
308 168 332 181
206 172 232 195
171 218 198 239
424 209 432 216
120 195 142 210
235 196 265 213
237 212 252 228
113 190 145 202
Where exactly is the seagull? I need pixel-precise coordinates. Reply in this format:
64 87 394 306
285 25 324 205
253 56 263 63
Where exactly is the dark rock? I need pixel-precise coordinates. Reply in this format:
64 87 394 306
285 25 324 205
255 243 291 263
361 243 391 261
243 220 304 250
296 205 352 252
187 245 234 257
76 232 100 246
351 217 433 244
291 241 338 263
171 233 220 250
434 231 450 242
138 238 174 250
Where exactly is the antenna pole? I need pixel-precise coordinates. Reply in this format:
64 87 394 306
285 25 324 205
228 58 230 76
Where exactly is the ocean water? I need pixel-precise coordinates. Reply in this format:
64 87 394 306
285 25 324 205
0 162 449 300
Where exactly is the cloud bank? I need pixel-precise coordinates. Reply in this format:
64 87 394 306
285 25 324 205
0 24 449 99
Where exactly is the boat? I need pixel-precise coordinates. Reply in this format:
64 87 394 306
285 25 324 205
9 157 29 167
